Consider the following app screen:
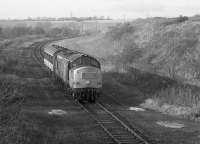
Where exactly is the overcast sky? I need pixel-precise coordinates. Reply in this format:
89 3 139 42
1 0 200 19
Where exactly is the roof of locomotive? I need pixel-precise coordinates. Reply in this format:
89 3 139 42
57 50 92 62
44 44 63 56
44 44 99 63
54 45 97 62
68 53 87 61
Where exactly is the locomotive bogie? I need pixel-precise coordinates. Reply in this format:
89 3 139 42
71 88 100 103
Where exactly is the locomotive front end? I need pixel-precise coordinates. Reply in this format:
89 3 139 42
72 67 102 89
69 55 102 103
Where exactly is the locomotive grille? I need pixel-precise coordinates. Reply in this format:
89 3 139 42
82 73 97 79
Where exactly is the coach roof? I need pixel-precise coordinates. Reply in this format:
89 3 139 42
44 44 98 63
57 51 89 62
44 45 63 56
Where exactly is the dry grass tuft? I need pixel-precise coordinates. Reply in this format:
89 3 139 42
141 85 200 118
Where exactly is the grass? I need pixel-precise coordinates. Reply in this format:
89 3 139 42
102 66 200 119
102 67 177 106
0 79 24 144
154 85 200 107
0 36 108 144
101 17 200 119
141 84 200 118
0 36 47 144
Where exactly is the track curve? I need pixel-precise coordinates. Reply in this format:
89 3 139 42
32 38 152 144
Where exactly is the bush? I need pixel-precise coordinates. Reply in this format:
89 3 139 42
107 23 135 40
62 27 80 37
0 23 81 39
32 26 45 35
46 27 63 37
120 42 142 63
0 27 3 37
176 15 189 23
140 84 200 118
0 79 24 144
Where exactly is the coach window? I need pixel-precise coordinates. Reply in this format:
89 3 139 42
44 52 53 63
73 58 81 67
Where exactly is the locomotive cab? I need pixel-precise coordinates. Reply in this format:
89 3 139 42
69 55 102 103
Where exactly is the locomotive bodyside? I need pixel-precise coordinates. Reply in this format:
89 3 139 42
43 46 57 71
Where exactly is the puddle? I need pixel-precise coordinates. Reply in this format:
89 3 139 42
129 107 145 111
156 121 184 128
48 109 67 115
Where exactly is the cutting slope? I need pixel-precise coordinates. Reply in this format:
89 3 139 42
55 17 200 118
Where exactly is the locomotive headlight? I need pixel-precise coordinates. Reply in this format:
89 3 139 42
86 80 91 85
73 81 80 85
97 82 102 85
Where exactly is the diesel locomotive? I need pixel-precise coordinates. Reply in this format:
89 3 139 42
43 44 102 103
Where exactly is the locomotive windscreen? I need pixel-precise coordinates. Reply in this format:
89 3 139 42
82 72 97 79
70 56 100 68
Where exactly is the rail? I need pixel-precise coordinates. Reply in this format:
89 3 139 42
80 102 150 144
32 39 151 144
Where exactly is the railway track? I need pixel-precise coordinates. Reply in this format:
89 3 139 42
32 39 151 144
80 102 150 144
31 40 51 64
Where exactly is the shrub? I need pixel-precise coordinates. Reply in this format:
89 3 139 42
107 23 135 40
0 23 81 39
176 15 189 23
46 27 63 37
120 42 142 64
0 79 24 144
154 85 200 107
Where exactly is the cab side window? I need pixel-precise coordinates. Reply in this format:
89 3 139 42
44 52 53 63
82 56 100 68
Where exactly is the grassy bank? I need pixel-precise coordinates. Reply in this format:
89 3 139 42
0 36 48 144
55 16 200 119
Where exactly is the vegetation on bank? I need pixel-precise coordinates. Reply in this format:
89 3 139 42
0 22 80 39
50 15 200 118
0 44 24 143
104 15 200 118
106 16 200 83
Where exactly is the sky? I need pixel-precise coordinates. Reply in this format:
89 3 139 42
1 0 200 19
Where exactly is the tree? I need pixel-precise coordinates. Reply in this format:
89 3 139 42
0 27 3 37
47 27 62 37
32 26 45 35
121 41 142 64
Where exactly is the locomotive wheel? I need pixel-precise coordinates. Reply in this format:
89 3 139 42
90 96 96 103
78 99 84 104
66 88 71 97
89 92 96 103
